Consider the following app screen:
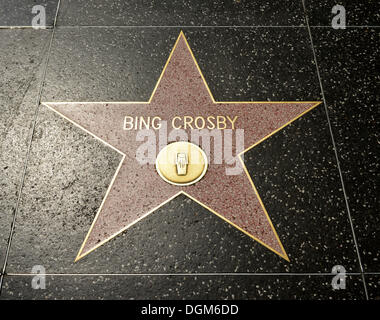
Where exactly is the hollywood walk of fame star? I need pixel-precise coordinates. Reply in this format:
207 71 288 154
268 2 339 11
43 32 321 262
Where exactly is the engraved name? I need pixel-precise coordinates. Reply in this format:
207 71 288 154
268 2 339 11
123 115 238 130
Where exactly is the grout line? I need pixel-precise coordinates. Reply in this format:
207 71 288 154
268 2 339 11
308 26 380 28
47 25 380 29
0 26 53 29
302 0 369 300
0 0 61 295
363 272 380 275
4 272 364 277
43 25 309 28
0 25 379 30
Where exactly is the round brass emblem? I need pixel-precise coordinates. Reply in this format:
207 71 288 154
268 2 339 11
155 141 208 186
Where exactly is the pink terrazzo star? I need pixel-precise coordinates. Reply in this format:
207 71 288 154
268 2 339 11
44 32 320 261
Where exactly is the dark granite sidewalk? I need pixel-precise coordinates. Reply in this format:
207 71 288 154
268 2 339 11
0 0 378 300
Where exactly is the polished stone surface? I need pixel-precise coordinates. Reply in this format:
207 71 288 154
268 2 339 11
57 0 306 26
4 28 345 274
0 29 50 269
41 28 321 102
44 33 318 261
311 28 379 273
0 0 59 26
244 106 360 273
0 2 378 300
305 0 380 26
1 274 366 300
367 275 380 300
3 191 359 274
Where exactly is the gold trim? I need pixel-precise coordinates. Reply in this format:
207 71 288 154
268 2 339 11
43 31 322 262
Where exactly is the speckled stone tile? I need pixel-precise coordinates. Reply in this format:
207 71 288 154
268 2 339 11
41 28 179 102
43 33 319 262
181 28 321 101
57 0 305 26
0 29 51 268
5 105 360 274
0 274 365 300
367 275 380 300
5 168 360 275
4 27 355 275
244 105 361 272
305 0 380 26
0 0 59 26
311 28 379 272
41 28 321 102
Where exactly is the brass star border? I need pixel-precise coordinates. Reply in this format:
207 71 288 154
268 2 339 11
42 31 321 262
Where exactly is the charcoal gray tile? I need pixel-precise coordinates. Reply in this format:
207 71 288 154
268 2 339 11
41 28 321 102
0 0 59 27
244 106 360 273
305 0 380 26
0 29 51 268
57 0 305 26
311 28 379 272
183 28 321 101
5 28 354 274
0 274 365 300
6 105 121 273
5 107 360 274
41 28 179 102
367 275 380 300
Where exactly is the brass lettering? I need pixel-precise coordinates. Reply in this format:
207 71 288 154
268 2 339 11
123 116 134 130
227 116 238 130
139 116 150 130
172 116 181 129
123 115 238 130
217 116 227 130
151 116 162 130
194 116 205 129
183 116 194 129
206 116 216 129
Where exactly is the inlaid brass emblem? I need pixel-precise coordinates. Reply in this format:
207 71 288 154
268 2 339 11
155 141 208 186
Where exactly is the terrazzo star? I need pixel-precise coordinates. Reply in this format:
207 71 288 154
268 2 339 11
43 32 321 261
